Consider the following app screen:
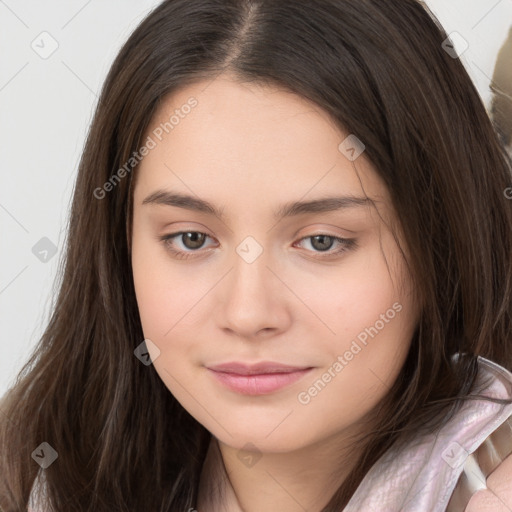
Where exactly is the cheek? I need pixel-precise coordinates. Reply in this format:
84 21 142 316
308 240 416 400
306 243 411 349
132 240 171 338
131 243 204 395
131 225 206 341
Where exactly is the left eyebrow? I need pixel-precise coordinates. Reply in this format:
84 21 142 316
141 190 373 221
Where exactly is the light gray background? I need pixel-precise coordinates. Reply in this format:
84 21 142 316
1 0 511 397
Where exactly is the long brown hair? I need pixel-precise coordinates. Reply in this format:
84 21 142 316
1 1 512 510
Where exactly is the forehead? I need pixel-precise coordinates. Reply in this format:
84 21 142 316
134 75 391 213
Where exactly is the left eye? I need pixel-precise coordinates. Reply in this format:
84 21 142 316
295 234 350 253
160 231 356 259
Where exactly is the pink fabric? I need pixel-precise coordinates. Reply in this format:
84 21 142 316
343 357 512 511
28 356 512 511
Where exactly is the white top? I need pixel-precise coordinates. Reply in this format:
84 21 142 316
28 356 512 511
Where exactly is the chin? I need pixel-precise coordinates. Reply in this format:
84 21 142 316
209 419 318 454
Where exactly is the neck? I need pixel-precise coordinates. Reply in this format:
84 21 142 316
196 432 361 512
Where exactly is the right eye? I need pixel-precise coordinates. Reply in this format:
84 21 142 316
160 231 218 259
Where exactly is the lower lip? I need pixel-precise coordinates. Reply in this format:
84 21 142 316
207 368 313 395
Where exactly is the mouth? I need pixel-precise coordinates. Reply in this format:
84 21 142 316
206 361 313 395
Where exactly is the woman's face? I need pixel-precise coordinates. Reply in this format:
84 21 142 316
131 75 419 453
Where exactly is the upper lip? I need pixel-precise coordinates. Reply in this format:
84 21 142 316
207 361 312 375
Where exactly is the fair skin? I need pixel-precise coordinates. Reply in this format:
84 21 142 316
130 74 421 511
466 454 512 511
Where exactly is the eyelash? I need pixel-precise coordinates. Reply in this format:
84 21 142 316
159 231 357 260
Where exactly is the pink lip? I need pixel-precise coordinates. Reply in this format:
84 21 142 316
207 361 313 395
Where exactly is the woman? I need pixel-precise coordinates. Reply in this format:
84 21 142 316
1 0 512 510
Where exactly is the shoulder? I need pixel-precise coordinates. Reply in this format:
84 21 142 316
455 358 512 511
465 451 512 511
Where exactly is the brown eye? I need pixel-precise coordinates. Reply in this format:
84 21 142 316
310 235 335 251
294 234 357 258
160 231 217 260
181 232 207 249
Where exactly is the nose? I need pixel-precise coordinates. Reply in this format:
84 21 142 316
216 243 293 340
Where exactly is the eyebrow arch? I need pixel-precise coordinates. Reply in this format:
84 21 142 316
142 190 373 221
